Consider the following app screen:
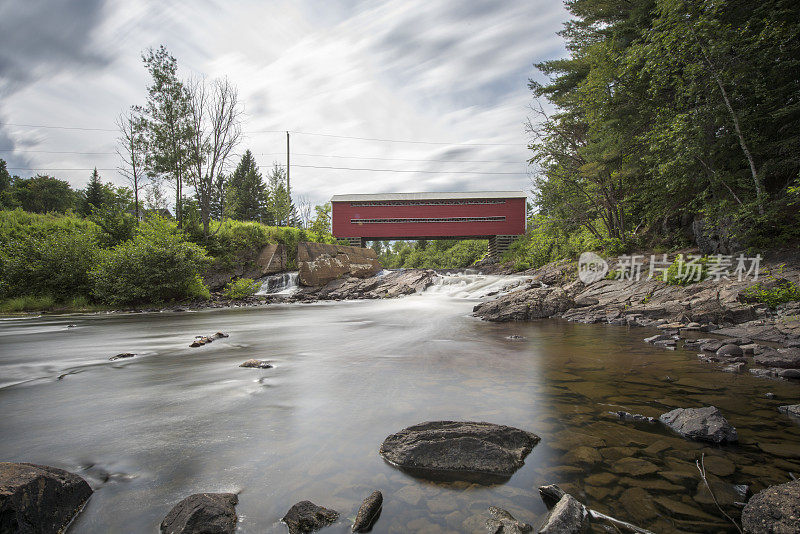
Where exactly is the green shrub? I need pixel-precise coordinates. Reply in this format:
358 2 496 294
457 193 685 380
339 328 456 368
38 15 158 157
665 254 711 285
740 267 800 308
223 278 260 300
91 218 212 305
0 295 56 313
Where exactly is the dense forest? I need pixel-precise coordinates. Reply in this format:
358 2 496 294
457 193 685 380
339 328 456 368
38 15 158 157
509 0 799 269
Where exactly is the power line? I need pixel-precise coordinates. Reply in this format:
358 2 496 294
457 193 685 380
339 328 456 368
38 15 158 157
0 149 116 155
276 164 527 175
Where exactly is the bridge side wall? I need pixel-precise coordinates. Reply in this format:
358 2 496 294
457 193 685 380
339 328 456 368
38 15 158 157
331 197 525 240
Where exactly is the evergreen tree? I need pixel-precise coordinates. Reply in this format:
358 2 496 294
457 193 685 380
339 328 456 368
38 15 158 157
228 150 268 221
81 168 104 216
0 159 11 208
266 164 295 226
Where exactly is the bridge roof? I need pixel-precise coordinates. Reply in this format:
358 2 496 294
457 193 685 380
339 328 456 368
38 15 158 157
330 191 527 202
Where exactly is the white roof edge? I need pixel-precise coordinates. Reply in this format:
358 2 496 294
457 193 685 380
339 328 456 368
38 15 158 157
330 191 527 202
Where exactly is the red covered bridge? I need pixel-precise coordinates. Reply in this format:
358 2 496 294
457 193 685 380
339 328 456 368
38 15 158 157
330 191 527 257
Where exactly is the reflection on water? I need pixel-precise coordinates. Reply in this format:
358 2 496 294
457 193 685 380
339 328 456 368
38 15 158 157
1 278 799 533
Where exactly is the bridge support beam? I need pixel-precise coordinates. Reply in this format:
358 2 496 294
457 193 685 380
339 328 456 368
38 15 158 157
488 235 516 259
345 237 366 248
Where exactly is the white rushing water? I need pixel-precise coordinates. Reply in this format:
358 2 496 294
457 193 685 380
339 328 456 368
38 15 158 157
256 271 299 295
424 272 531 299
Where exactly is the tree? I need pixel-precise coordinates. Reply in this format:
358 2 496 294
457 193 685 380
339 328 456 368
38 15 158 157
228 150 267 222
266 163 295 226
89 184 136 246
141 45 193 228
0 159 11 208
116 109 148 223
9 175 77 213
81 168 104 216
185 76 243 236
309 202 332 235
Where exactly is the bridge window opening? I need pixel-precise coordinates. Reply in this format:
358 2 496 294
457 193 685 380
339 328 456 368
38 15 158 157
350 216 506 224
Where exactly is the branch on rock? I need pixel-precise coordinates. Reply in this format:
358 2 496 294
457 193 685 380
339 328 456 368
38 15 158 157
538 484 655 534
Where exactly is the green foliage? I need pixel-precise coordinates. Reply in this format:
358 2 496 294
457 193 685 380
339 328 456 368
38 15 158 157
379 239 487 269
0 295 56 313
664 254 711 285
309 203 332 235
81 168 105 216
0 210 100 300
228 150 269 222
223 278 259 300
3 175 78 213
91 217 211 305
740 266 800 308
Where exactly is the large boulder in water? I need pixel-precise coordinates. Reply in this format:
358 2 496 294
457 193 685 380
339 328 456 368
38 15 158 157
538 494 588 534
0 462 93 534
379 421 540 482
741 479 800 533
282 500 339 534
473 286 574 322
659 406 737 443
485 506 532 533
352 490 382 532
297 243 381 286
160 492 238 534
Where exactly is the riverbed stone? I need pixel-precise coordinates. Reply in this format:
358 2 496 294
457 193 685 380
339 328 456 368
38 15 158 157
379 421 540 481
741 479 800 534
352 490 382 532
659 406 738 443
537 494 587 534
620 487 659 524
755 348 800 369
160 492 238 534
563 446 601 466
0 462 93 534
238 359 272 368
485 506 532 533
282 501 339 534
610 457 659 477
716 344 743 357
109 352 135 361
779 404 800 418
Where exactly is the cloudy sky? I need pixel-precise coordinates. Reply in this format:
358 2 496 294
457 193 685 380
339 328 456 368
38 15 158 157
0 0 570 206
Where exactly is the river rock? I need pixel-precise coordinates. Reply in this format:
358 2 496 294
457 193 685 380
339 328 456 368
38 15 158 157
741 479 800 534
0 462 93 534
109 352 136 361
297 243 381 286
473 287 574 322
352 491 382 532
755 348 800 369
282 501 339 534
779 404 800 418
238 359 272 369
485 506 532 533
379 421 540 481
160 492 238 534
700 341 725 352
716 344 743 357
659 406 738 443
538 494 588 534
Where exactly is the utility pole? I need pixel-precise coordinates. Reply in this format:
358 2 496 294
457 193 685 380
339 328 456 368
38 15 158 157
286 131 290 198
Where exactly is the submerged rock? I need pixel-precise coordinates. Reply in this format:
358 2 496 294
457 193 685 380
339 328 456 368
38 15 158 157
352 491 382 532
778 404 800 418
109 352 136 361
160 492 238 534
659 406 737 443
538 494 588 534
741 479 800 534
485 506 532 533
0 462 93 534
379 421 539 482
238 359 272 369
282 501 339 534
716 344 743 357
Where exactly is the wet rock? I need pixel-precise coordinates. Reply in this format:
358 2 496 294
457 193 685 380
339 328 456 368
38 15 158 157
563 446 602 466
473 287 574 322
160 492 238 534
485 506 532 533
659 406 737 443
352 490 382 532
778 404 800 418
213 332 229 339
751 368 780 379
755 348 800 369
611 457 659 477
109 352 136 361
238 359 272 369
538 494 588 534
282 501 339 534
716 344 743 358
765 392 776 399
741 479 800 534
573 296 599 308
721 362 746 373
506 335 526 340
619 487 659 524
700 341 725 352
0 462 93 534
740 343 760 354
379 421 539 482
297 243 381 286
609 411 656 424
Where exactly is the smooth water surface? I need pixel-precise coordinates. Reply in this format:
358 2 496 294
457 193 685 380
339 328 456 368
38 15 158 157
1 275 799 533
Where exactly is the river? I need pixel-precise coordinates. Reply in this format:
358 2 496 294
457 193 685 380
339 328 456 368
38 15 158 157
1 274 799 533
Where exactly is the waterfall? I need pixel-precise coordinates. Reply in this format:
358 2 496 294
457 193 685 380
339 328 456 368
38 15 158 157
256 272 299 295
424 272 529 299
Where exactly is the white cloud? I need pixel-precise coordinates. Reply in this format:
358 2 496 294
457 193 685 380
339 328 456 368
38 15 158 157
0 0 570 204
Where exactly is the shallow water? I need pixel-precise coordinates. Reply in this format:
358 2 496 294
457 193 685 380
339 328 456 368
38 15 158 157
1 276 799 533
